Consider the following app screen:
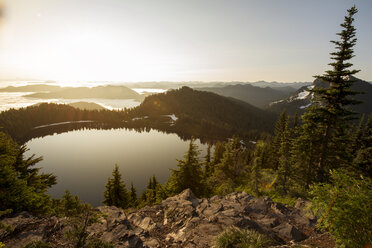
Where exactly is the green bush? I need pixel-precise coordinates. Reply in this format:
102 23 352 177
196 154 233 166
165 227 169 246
310 170 372 247
215 227 271 248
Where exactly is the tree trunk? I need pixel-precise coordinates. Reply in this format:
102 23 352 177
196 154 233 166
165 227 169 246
317 121 332 182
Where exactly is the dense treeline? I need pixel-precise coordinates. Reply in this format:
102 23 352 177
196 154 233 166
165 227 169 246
0 103 129 143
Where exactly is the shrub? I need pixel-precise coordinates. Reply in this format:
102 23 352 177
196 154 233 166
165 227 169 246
215 226 271 248
310 170 372 247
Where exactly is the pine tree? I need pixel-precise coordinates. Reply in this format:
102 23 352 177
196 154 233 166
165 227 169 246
353 114 372 177
167 139 204 196
251 141 266 196
296 6 360 183
351 114 365 156
140 175 159 206
62 190 85 217
292 107 323 189
129 183 137 208
103 164 129 209
211 141 226 166
270 111 289 170
203 143 212 177
209 137 247 192
0 131 56 214
277 115 291 195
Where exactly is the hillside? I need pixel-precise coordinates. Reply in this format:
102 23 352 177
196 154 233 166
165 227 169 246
25 85 143 100
196 84 292 108
269 76 372 115
0 103 126 143
68 101 106 110
129 87 276 139
0 189 329 248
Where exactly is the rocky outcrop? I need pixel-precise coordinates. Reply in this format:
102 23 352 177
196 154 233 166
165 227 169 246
1 190 318 247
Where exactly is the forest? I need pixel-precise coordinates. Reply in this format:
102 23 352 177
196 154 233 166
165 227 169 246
0 6 371 248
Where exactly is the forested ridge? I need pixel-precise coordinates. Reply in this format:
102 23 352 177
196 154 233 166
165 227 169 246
0 86 276 143
128 86 276 141
0 103 128 143
0 6 371 248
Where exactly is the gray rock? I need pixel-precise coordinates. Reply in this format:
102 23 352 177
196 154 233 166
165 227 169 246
273 223 307 242
2 189 317 247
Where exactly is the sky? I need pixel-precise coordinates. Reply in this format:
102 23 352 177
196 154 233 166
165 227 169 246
0 0 371 83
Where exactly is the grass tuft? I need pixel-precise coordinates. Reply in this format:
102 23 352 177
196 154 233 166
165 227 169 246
215 226 272 248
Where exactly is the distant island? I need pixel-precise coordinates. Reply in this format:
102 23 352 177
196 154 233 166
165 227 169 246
0 84 143 101
25 85 143 100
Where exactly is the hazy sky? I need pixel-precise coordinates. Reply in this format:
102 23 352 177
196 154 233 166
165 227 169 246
0 0 371 83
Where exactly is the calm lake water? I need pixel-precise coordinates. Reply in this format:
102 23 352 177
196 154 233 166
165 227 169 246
25 128 208 206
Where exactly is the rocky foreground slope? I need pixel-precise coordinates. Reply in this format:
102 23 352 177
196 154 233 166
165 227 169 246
1 189 331 247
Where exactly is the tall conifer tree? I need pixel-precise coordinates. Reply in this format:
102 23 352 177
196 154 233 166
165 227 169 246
296 6 360 182
103 164 129 209
277 115 291 195
270 111 289 170
167 139 204 196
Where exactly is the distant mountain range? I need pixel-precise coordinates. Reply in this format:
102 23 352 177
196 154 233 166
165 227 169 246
268 76 372 116
249 81 311 90
126 81 311 91
0 84 143 100
195 84 294 109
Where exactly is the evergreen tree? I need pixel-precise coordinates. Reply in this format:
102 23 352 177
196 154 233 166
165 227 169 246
270 111 289 170
353 114 372 177
294 6 360 183
211 141 226 167
140 175 159 206
167 139 204 196
277 115 291 195
351 114 365 156
203 143 212 177
209 137 248 195
292 112 300 130
292 107 324 189
103 164 129 209
147 175 158 190
129 183 137 208
251 141 266 196
0 131 56 214
310 6 360 182
62 190 85 217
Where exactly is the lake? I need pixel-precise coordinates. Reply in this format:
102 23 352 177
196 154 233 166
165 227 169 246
25 128 208 206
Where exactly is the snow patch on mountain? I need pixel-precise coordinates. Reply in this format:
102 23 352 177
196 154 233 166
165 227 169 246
299 103 312 109
295 85 314 100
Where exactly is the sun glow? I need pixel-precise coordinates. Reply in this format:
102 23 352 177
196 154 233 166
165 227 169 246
0 0 371 83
